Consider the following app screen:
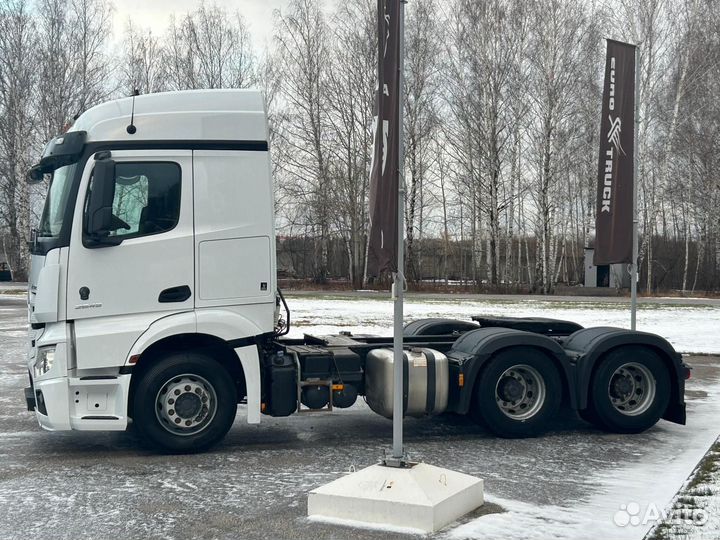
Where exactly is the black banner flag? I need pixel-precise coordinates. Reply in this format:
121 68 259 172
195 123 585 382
367 0 401 277
594 39 636 265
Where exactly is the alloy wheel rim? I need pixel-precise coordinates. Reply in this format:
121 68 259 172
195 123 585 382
155 374 218 436
494 364 547 420
608 362 656 416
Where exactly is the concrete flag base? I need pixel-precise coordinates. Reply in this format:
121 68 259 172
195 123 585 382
307 462 484 533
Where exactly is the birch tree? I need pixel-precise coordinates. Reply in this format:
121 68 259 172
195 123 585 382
165 3 257 90
35 0 112 136
69 0 113 112
403 0 441 282
325 0 376 287
273 0 331 282
526 0 585 293
36 0 75 138
444 0 528 286
121 21 167 95
0 0 36 281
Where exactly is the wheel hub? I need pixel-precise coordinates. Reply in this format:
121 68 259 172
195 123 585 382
607 363 656 416
174 392 202 419
494 364 546 420
499 376 524 402
610 374 634 399
156 375 217 435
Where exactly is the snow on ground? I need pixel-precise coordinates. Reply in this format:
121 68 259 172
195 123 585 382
308 515 427 536
643 438 720 540
447 378 720 540
1 293 720 539
285 294 720 354
283 293 720 539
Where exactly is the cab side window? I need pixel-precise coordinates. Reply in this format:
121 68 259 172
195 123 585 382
107 162 181 239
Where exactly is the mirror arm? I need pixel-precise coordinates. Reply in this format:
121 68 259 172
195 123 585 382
85 234 123 249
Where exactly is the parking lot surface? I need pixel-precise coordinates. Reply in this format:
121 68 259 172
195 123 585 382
1 294 718 540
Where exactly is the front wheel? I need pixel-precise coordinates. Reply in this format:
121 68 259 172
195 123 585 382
587 348 670 433
131 352 238 453
470 347 562 438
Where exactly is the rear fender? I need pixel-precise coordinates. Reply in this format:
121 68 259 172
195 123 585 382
404 318 479 337
449 327 576 414
563 327 686 424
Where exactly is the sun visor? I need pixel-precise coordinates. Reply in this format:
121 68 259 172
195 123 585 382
27 131 87 182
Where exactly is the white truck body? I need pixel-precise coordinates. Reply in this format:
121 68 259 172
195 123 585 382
25 89 687 453
28 90 274 432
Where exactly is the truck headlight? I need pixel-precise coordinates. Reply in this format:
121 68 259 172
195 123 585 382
34 346 56 377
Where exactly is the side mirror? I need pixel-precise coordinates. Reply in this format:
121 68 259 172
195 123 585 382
27 165 46 183
86 159 120 246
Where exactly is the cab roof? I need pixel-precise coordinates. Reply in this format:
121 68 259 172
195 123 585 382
70 89 268 144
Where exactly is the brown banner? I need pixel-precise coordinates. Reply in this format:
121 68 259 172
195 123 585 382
594 39 636 265
367 0 401 276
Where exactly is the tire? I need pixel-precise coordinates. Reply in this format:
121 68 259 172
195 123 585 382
131 352 238 453
470 347 562 438
587 347 670 433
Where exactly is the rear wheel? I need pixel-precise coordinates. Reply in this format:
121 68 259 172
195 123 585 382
131 352 237 453
470 347 562 438
587 347 670 433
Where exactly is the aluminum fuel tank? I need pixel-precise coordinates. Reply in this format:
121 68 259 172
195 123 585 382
365 348 448 418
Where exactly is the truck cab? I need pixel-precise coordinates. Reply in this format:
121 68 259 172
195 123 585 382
27 90 276 447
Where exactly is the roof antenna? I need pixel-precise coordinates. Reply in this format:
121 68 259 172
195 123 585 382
126 89 139 135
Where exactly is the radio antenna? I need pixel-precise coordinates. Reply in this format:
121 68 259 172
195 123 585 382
126 89 139 135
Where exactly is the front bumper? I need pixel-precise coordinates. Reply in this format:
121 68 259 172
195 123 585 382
29 373 132 431
31 376 72 430
26 318 138 432
27 331 73 430
24 385 36 411
27 324 131 431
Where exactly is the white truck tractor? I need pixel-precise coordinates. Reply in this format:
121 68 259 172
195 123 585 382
24 90 689 453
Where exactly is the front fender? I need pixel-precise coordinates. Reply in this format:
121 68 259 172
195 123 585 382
125 309 264 425
126 308 266 363
449 327 576 414
125 311 197 363
195 309 266 342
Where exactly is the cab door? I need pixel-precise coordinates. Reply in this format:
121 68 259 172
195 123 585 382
67 150 195 369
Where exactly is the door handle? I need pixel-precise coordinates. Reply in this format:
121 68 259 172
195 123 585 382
158 285 192 303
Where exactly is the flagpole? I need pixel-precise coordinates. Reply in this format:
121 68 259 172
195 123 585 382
391 0 406 463
631 44 639 330
306 2 482 527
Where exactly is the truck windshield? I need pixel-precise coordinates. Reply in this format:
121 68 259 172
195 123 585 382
37 164 76 238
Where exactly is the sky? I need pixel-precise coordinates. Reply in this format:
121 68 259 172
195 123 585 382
111 0 331 54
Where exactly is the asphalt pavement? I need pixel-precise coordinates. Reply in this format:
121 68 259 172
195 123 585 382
1 294 718 540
